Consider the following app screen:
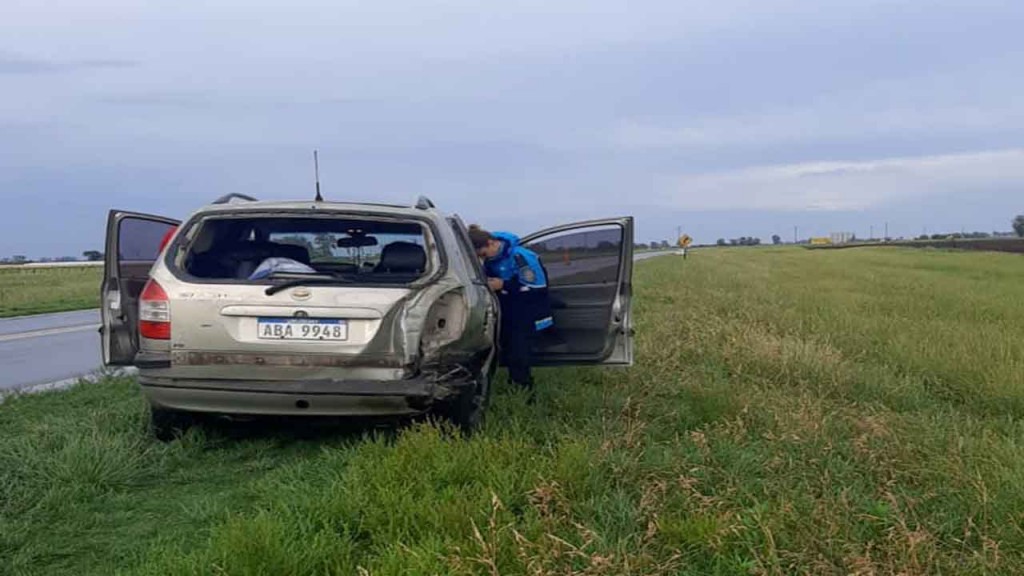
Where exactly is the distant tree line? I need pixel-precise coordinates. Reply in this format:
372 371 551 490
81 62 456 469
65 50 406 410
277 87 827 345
1 250 105 265
633 241 672 250
708 213 1024 249
915 231 1019 241
10 215 1021 265
716 237 762 247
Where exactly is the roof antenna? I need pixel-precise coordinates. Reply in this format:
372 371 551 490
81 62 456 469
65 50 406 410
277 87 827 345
313 149 323 202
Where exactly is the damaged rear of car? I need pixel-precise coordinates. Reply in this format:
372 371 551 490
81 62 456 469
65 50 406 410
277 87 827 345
102 198 498 438
102 195 636 440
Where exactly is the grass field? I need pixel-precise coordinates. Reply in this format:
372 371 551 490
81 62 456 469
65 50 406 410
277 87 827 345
0 266 101 317
3 248 1024 575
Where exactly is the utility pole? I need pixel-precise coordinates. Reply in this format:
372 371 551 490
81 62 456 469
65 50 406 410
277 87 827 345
885 222 889 241
793 226 798 244
870 225 874 240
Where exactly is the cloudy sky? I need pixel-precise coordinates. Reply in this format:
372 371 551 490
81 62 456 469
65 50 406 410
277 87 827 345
2 0 1022 256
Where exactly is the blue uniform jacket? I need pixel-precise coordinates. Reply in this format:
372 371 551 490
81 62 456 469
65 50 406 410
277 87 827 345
484 232 554 332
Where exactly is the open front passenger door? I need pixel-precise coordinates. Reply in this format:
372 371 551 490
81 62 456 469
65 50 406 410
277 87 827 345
101 210 180 366
523 217 634 366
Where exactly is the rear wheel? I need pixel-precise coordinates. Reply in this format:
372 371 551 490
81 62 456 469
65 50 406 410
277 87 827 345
439 370 490 435
150 407 195 441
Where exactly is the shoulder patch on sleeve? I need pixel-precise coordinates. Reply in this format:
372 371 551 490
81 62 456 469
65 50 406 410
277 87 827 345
514 253 537 283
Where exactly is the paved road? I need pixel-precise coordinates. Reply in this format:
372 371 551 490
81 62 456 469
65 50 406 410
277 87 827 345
634 250 676 262
0 251 675 393
0 309 101 392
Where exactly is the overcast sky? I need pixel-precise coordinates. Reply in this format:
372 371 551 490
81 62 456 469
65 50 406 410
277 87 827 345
2 0 1022 256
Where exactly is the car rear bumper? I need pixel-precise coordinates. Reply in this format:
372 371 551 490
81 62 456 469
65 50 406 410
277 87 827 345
139 374 461 416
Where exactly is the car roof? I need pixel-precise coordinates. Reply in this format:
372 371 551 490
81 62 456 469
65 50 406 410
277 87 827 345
193 199 441 219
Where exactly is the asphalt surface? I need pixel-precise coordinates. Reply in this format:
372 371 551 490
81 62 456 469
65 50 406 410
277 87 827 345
635 249 678 261
0 309 102 392
0 251 676 393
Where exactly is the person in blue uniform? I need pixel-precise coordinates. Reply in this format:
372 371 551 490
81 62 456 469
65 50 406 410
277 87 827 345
468 225 553 394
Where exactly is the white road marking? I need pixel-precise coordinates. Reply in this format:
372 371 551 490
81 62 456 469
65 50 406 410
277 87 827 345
0 323 99 343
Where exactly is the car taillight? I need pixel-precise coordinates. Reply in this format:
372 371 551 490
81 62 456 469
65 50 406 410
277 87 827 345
139 279 171 340
158 226 178 254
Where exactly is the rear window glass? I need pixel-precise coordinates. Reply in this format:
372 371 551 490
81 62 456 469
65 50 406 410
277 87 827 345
177 216 432 284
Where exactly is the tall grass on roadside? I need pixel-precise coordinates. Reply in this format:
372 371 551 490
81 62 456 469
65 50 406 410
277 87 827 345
2 248 1024 575
0 266 101 317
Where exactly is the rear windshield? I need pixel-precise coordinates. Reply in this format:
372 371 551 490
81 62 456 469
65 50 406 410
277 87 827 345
175 215 433 284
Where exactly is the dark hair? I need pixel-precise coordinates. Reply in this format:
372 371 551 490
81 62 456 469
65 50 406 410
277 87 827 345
467 224 493 250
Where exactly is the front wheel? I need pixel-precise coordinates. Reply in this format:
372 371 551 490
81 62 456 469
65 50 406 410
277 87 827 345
150 407 195 442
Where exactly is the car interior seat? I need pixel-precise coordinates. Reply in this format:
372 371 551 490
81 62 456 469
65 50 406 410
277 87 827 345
186 226 226 278
374 242 426 274
269 242 312 265
230 241 312 279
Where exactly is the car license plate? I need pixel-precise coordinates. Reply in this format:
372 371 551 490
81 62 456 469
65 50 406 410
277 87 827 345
257 318 348 341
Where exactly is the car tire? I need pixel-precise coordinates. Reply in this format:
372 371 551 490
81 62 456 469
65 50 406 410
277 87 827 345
439 369 490 435
150 407 195 442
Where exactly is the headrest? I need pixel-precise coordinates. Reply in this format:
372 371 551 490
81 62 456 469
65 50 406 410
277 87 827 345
190 225 218 254
376 241 426 274
271 242 311 265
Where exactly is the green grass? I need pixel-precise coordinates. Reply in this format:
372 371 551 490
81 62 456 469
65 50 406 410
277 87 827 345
0 266 101 317
3 248 1024 575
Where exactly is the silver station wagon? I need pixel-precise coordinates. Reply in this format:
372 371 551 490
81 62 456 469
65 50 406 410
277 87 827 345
100 194 634 439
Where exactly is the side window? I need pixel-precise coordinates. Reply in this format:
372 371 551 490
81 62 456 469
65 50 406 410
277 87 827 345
525 225 623 286
449 218 486 283
119 217 177 262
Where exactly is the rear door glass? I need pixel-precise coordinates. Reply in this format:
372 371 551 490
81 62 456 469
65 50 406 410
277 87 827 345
119 218 177 262
526 225 623 286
